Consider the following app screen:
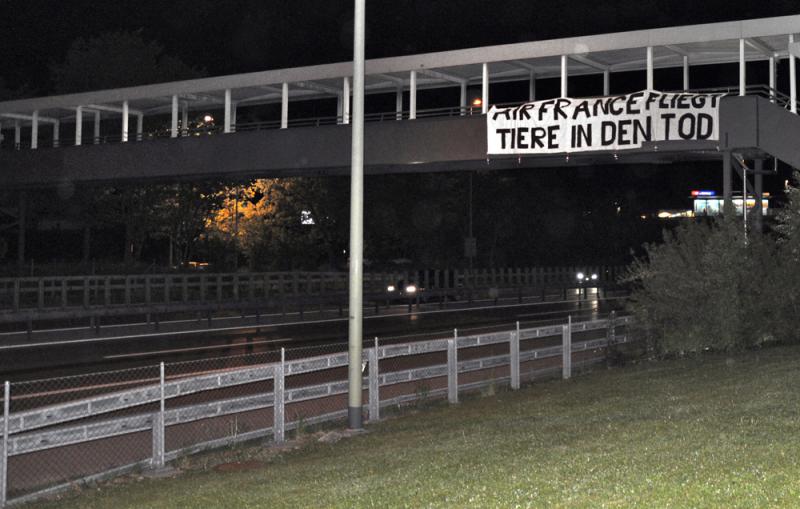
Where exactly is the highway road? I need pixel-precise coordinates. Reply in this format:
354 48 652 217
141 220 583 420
0 288 627 382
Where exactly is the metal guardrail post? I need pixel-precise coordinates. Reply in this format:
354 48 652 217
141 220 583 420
152 362 165 468
368 337 380 421
511 322 520 390
273 348 285 443
1 381 9 508
448 329 459 404
562 315 572 379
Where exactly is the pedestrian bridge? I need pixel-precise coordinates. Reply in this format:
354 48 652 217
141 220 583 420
1 15 799 186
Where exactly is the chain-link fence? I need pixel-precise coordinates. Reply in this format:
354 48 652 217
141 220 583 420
0 313 632 506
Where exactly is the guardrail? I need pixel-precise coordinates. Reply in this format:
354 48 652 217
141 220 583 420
0 266 621 314
0 313 632 506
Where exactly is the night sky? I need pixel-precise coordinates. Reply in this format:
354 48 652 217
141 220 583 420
2 0 798 94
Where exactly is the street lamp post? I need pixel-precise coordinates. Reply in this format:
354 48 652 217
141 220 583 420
347 0 366 430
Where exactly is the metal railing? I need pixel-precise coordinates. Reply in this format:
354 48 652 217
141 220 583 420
5 84 789 153
0 313 632 506
0 266 621 314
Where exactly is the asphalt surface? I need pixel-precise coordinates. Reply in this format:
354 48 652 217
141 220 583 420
0 289 628 382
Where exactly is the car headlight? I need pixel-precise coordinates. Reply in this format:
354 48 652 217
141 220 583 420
576 272 585 281
591 273 598 281
405 285 417 294
387 285 396 292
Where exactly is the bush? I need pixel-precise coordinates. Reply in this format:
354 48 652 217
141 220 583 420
623 212 782 356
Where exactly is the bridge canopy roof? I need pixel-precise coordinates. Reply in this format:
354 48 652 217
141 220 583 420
0 14 798 123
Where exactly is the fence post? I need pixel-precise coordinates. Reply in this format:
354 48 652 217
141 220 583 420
369 337 380 421
562 315 572 379
510 321 520 390
1 381 9 508
448 329 459 404
607 310 617 346
152 362 165 468
273 348 285 443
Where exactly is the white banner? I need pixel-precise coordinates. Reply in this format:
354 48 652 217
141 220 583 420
487 90 723 155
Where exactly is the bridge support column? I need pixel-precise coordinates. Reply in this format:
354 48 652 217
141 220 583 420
723 151 733 213
52 120 59 148
646 46 654 90
409 70 417 120
603 70 610 96
460 81 467 115
481 63 489 114
560 55 568 97
75 106 83 146
754 159 764 233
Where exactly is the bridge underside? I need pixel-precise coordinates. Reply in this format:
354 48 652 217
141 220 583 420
0 96 790 187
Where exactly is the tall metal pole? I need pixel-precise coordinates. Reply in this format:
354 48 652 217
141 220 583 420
347 0 366 430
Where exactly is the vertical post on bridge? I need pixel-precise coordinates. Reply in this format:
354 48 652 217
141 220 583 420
646 46 654 90
481 63 489 114
769 56 776 103
560 55 568 98
121 101 129 143
347 0 366 431
529 70 537 102
171 95 179 138
224 88 232 133
395 85 403 120
448 329 459 404
75 106 83 146
368 337 380 421
683 55 690 91
409 70 417 120
1 381 9 508
30 110 39 150
343 77 351 125
93 110 101 144
281 82 289 129
562 316 572 380
790 34 797 114
274 348 285 443
739 39 746 97
510 321 520 390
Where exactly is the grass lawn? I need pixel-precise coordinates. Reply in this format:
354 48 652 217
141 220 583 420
34 345 800 508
